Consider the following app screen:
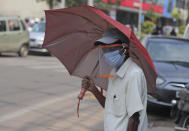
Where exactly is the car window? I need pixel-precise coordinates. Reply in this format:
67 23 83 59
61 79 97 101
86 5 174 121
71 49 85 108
32 22 45 32
147 39 189 63
0 20 6 32
8 19 21 31
20 20 26 31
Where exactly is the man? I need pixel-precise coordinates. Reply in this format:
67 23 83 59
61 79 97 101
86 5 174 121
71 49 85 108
82 29 148 131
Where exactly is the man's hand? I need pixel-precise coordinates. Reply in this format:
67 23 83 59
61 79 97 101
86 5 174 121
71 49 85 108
127 112 139 131
81 76 98 94
81 76 106 108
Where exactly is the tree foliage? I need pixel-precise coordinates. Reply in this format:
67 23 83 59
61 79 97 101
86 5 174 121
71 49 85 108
145 7 160 23
37 0 61 9
179 25 186 35
66 0 88 7
141 20 155 34
172 8 181 20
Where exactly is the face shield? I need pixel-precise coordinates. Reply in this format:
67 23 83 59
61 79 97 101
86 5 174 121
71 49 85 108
94 28 129 78
97 44 126 78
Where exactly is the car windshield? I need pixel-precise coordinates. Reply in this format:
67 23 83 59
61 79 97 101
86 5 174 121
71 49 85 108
32 22 45 32
147 38 189 63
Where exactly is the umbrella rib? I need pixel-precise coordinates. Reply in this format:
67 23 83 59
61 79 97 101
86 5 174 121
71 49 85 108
91 60 99 76
45 31 99 47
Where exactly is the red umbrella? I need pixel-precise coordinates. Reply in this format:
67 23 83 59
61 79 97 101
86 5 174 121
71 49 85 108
42 5 157 96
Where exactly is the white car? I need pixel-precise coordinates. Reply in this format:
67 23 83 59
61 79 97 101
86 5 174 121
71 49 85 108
29 22 48 53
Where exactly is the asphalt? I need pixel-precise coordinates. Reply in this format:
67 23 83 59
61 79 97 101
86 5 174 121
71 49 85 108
0 54 175 131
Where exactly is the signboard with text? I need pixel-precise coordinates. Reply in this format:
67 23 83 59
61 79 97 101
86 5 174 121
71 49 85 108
102 0 164 14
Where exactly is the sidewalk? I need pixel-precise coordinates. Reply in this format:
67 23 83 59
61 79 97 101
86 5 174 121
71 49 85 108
149 127 174 131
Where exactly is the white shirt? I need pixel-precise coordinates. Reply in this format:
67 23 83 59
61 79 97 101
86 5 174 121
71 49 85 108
104 58 148 131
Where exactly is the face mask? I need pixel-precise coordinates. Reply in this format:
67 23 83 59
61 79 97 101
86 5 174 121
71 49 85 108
104 50 125 67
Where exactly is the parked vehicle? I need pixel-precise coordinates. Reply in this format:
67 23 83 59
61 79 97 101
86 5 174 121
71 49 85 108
0 16 29 56
171 83 189 130
142 36 189 107
29 21 48 54
183 24 189 39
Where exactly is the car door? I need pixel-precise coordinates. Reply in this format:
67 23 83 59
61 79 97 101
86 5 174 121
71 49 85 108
7 19 22 52
0 19 8 52
20 20 29 46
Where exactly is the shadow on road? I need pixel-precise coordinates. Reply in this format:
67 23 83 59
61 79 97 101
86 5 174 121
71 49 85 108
0 53 19 58
28 52 52 57
147 104 176 128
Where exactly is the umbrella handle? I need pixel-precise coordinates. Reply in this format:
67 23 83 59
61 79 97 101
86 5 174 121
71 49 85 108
77 88 87 118
78 88 87 100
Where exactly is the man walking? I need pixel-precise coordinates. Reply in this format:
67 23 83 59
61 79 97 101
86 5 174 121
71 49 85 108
82 29 148 131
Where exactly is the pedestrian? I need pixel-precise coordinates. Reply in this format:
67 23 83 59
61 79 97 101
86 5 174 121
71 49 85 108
81 29 148 131
170 28 177 36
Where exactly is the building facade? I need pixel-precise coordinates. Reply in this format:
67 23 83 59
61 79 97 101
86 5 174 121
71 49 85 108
0 0 49 19
101 0 188 26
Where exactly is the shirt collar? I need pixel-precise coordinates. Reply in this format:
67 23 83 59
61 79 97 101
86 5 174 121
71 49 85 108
116 57 132 78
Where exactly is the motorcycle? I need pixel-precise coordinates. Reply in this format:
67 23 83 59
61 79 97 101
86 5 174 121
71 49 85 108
171 83 189 131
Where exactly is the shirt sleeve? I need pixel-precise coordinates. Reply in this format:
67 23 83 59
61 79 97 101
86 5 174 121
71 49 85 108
126 71 144 118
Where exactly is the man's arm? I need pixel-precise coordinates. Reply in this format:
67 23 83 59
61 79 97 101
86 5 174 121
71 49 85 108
92 87 106 108
127 112 140 131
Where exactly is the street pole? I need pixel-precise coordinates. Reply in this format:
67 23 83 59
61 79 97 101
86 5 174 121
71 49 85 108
61 0 65 8
138 0 143 39
88 0 94 6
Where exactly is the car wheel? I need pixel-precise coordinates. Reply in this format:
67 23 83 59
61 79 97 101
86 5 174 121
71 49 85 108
18 45 29 57
179 114 189 128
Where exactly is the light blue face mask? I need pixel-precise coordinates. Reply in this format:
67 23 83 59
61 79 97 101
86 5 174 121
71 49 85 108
104 50 125 68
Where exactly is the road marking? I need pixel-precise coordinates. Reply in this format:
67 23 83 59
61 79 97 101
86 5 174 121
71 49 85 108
0 92 78 123
0 58 67 72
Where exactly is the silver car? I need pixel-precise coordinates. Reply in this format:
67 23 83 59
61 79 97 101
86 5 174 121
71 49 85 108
29 22 48 53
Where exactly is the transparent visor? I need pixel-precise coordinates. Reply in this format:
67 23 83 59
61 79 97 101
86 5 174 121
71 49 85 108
98 44 124 78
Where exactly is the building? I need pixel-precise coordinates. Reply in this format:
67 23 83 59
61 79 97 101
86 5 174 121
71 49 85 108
99 0 188 27
0 0 49 19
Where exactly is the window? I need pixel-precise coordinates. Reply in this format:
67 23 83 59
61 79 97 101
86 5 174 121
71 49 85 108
0 21 6 32
32 22 45 32
176 0 185 8
20 20 26 31
8 20 20 31
147 39 189 62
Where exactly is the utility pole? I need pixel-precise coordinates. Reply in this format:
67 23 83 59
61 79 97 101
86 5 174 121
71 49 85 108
88 0 94 6
138 0 143 38
61 0 65 8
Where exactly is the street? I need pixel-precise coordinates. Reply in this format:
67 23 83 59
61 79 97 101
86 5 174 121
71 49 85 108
0 54 175 131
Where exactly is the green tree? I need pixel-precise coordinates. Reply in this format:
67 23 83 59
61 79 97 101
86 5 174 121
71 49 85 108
141 20 155 34
66 0 88 7
37 0 61 9
145 7 160 23
172 8 181 20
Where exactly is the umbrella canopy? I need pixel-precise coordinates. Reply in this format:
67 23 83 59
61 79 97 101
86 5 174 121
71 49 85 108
42 5 157 96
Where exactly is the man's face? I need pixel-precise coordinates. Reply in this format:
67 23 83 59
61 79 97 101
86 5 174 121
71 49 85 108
101 45 123 54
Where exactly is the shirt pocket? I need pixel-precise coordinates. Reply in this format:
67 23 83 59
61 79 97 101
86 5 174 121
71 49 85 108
107 93 127 117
